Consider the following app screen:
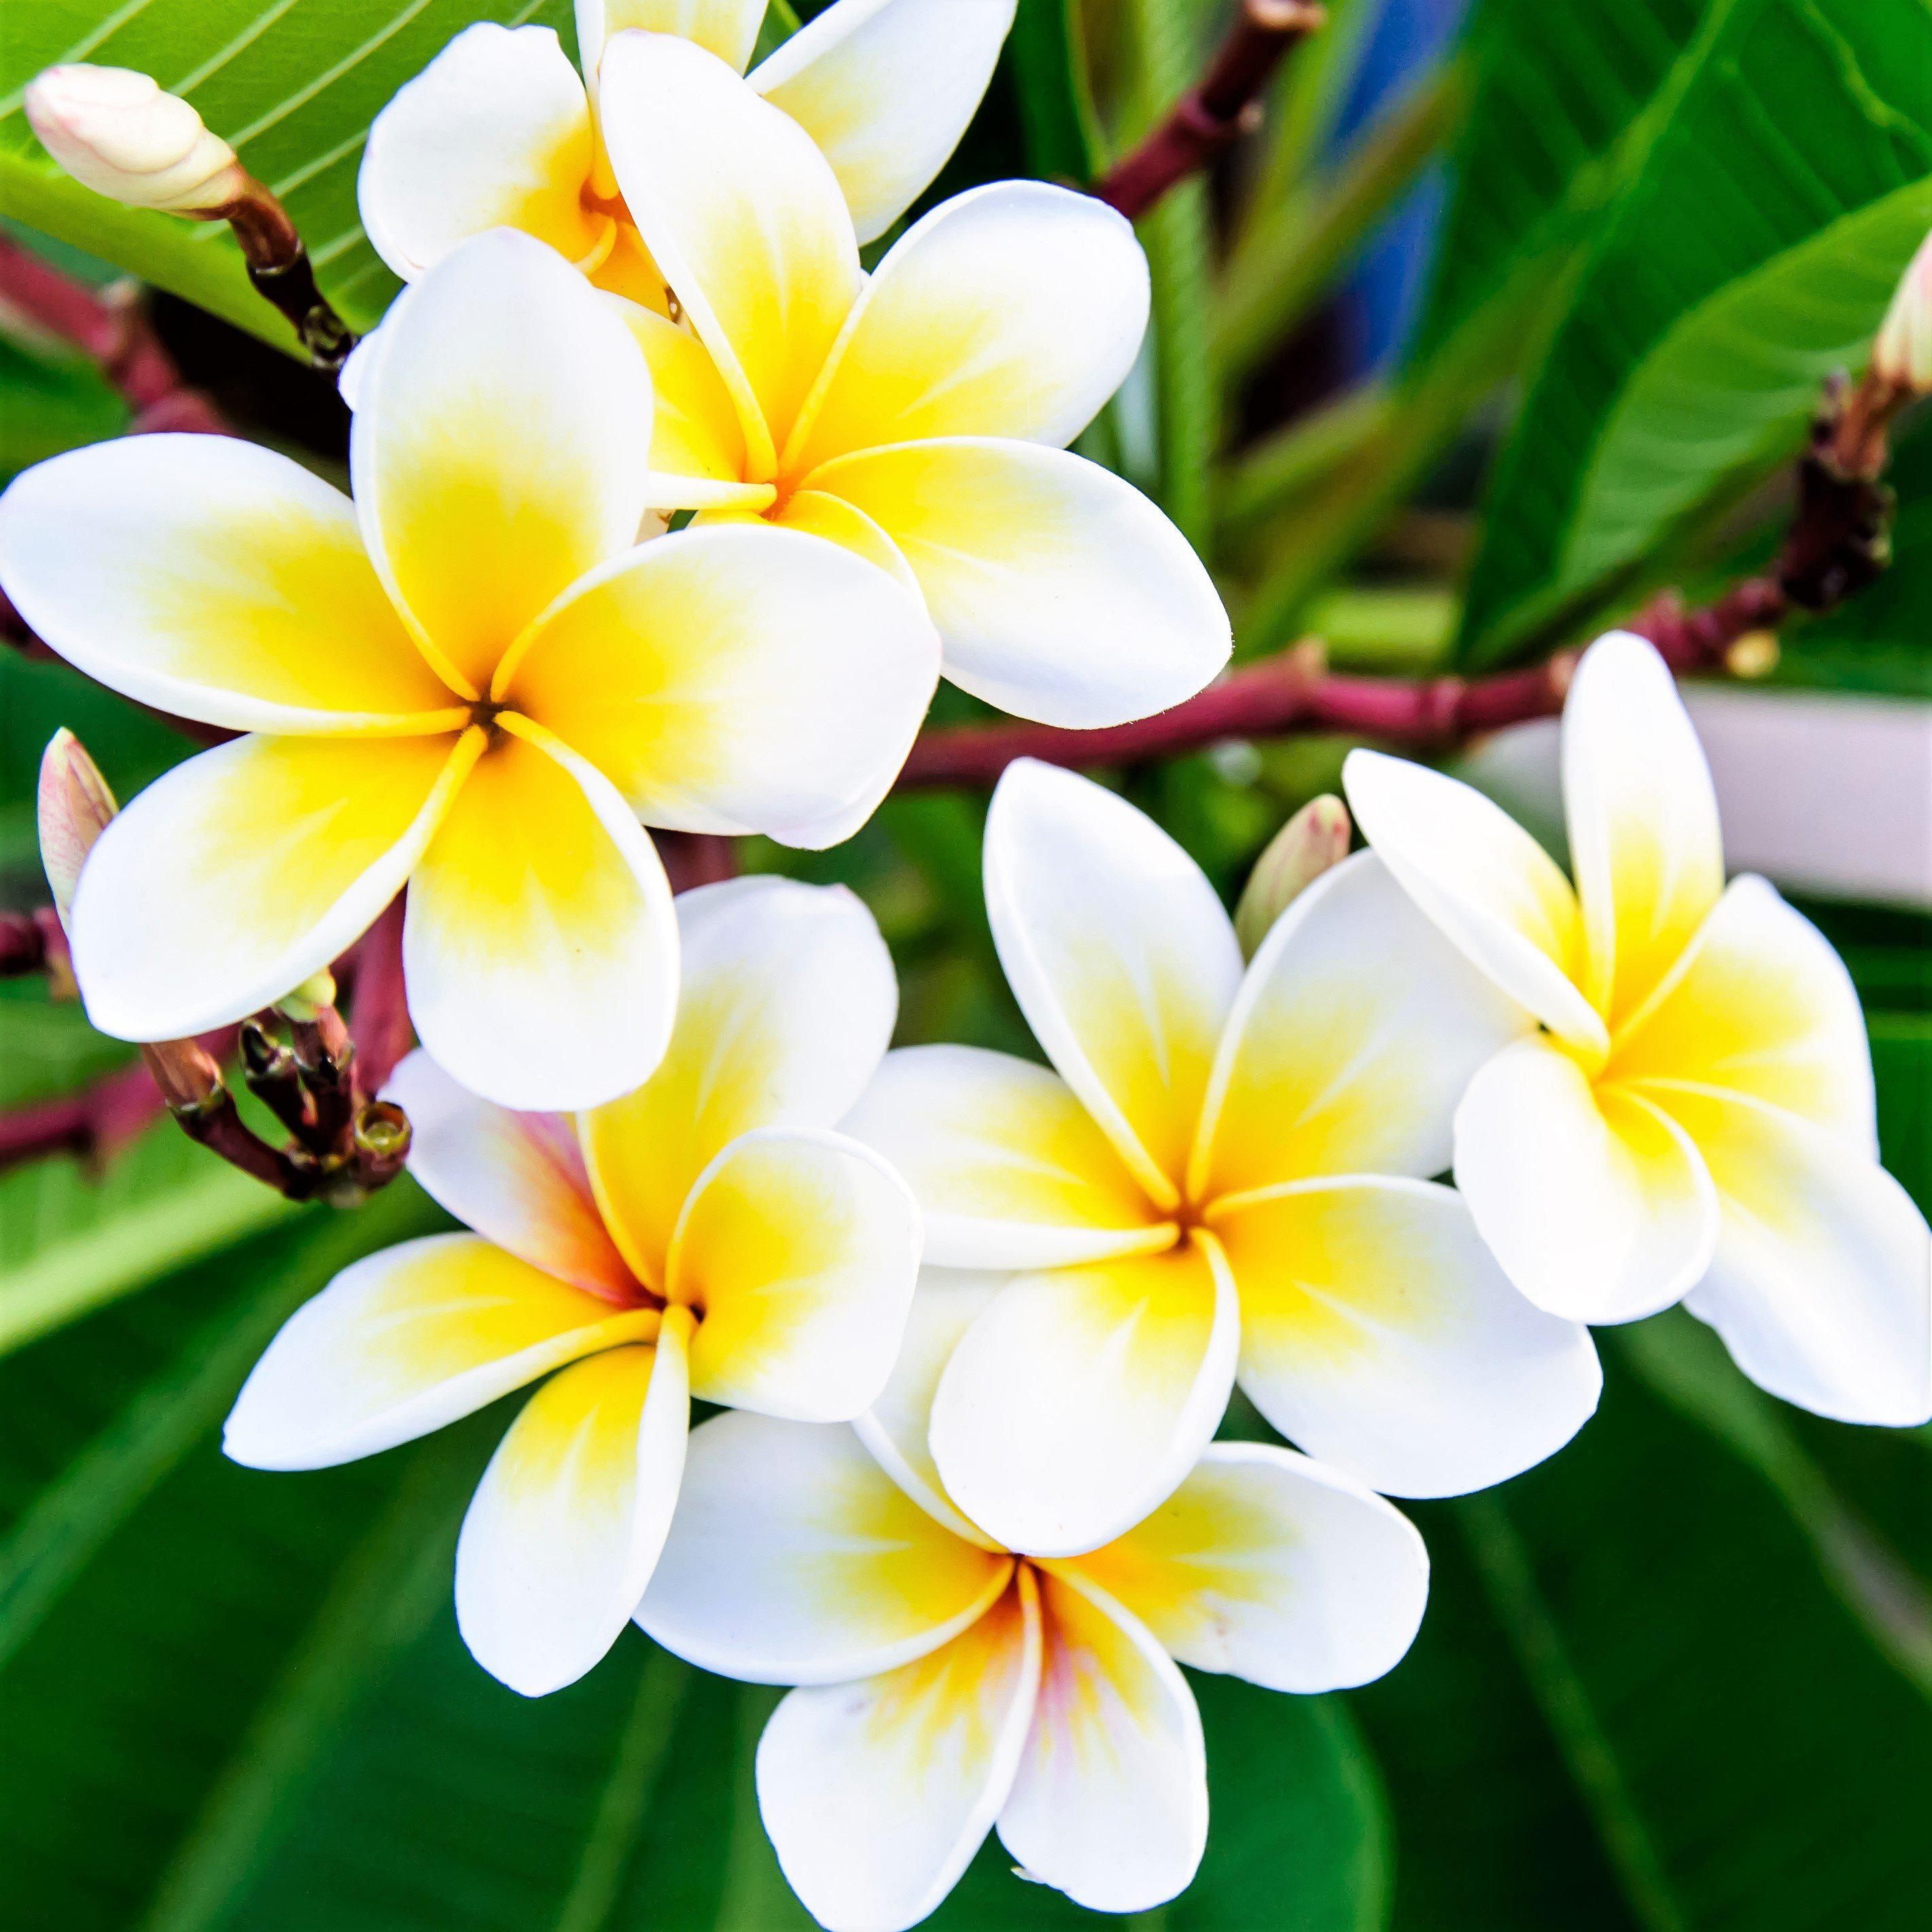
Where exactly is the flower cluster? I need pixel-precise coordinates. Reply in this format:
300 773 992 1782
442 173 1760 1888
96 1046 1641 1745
5 7 1928 1929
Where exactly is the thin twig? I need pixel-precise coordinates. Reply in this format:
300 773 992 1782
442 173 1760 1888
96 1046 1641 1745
219 184 355 372
1095 1 1326 220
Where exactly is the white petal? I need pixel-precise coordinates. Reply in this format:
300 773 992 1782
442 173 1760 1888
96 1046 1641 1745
1611 875 1876 1151
930 1235 1238 1557
598 30 861 467
1211 1176 1602 1497
357 25 605 283
783 177 1144 471
809 438 1230 728
350 228 654 699
667 1127 921 1421
756 1571 1040 1932
500 522 938 847
1192 851 1530 1201
752 0 1017 243
382 1049 635 1299
577 0 766 80
1651 1088 1932 1426
996 1568 1207 1915
0 434 458 733
1454 1037 1719 1324
985 758 1242 1203
582 875 900 1287
640 1411 1013 1684
843 1045 1172 1271
455 1323 688 1696
1563 631 1724 1028
224 1233 654 1471
1343 747 1604 1053
67 732 473 1044
402 724 678 1112
1072 1441 1430 1691
855 1267 1007 1543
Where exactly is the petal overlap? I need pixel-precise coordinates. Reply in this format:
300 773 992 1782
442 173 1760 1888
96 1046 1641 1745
582 875 899 1284
810 438 1231 728
1070 1443 1429 1691
640 1412 1013 1685
224 1233 656 1471
69 731 474 1043
1210 1176 1601 1496
351 228 655 700
929 1235 1239 1557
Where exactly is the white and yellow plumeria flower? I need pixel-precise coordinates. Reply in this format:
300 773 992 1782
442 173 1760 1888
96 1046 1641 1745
226 875 921 1696
1345 631 1932 1426
574 31 1227 728
845 760 1601 1557
359 0 1016 306
637 1280 1430 1931
0 228 938 1112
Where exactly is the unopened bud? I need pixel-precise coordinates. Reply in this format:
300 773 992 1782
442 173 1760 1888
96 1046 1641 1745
1873 228 1932 396
37 728 117 928
278 968 337 1024
25 65 246 215
1235 794 1352 956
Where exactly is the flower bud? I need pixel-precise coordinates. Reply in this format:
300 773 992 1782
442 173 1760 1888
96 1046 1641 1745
1873 227 1932 397
37 728 118 928
1234 794 1352 957
25 65 246 215
278 968 337 1024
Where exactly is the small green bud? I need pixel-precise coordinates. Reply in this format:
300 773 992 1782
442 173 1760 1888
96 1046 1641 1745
1234 794 1352 957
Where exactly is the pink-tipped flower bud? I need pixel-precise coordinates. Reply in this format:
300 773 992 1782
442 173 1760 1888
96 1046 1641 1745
1234 793 1352 956
37 728 118 928
1874 227 1932 397
25 65 246 215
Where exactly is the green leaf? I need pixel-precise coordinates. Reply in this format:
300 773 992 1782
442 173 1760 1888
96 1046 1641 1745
1454 0 1932 665
1007 0 1102 181
1417 0 1715 353
1458 1355 1932 1929
0 0 580 347
0 326 124 481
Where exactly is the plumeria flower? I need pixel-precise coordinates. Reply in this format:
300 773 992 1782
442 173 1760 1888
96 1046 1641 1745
359 0 1017 306
846 760 1600 1558
225 875 921 1696
578 31 1228 728
637 1280 1430 1931
0 228 938 1112
1345 631 1932 1426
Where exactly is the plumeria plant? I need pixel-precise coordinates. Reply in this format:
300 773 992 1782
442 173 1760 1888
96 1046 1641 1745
1 3 1929 1930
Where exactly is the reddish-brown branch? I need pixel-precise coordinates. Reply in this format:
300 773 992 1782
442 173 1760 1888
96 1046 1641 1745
658 832 741 893
0 232 229 434
1095 1 1326 219
0 1061 162 1170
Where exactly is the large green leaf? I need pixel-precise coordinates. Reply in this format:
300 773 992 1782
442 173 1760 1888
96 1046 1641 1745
1365 1343 1932 1932
1415 0 1713 353
1454 0 1932 665
0 0 580 347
